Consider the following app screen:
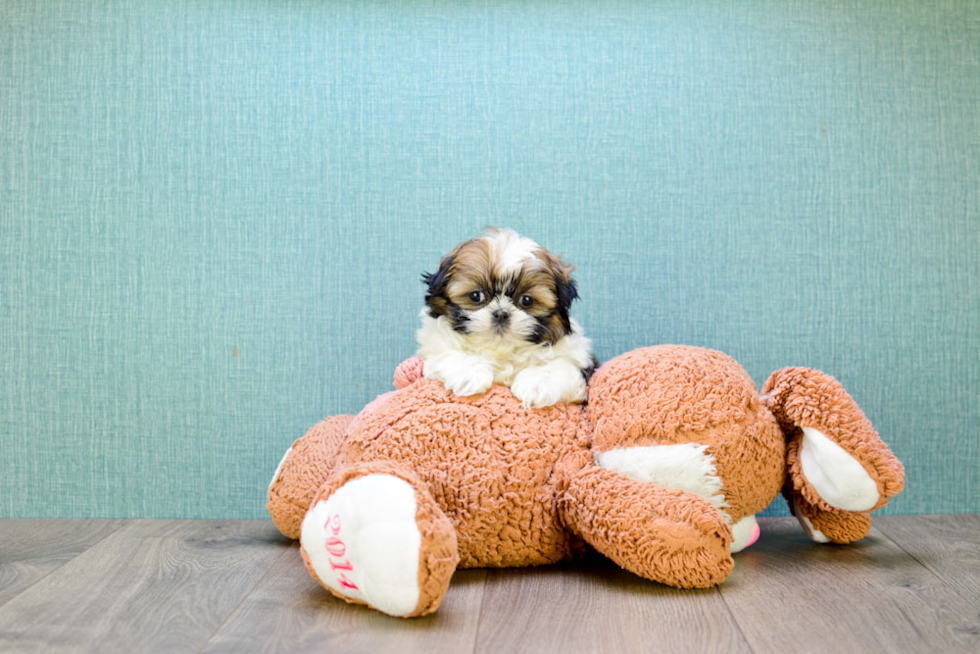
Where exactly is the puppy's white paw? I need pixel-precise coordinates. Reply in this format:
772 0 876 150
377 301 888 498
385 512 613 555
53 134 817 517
444 365 494 397
511 368 563 409
425 355 494 397
512 364 587 409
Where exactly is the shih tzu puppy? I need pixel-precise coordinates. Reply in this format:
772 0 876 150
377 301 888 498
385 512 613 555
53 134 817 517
417 227 598 409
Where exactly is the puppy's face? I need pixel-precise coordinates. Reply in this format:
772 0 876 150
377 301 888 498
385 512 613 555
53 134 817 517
422 228 579 345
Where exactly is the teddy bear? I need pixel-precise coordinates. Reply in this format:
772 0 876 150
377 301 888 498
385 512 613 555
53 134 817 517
267 344 904 618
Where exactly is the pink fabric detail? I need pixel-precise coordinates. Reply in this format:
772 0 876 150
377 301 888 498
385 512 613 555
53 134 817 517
746 521 761 549
323 513 358 590
394 357 425 389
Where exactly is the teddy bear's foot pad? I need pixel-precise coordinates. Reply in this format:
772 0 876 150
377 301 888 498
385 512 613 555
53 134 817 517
730 514 760 553
300 470 460 617
799 427 879 511
301 474 425 616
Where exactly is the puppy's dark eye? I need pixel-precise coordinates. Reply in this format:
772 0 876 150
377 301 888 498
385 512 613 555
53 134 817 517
469 290 486 304
520 294 534 308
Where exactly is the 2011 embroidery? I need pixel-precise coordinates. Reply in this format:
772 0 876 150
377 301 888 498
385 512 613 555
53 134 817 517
324 514 358 591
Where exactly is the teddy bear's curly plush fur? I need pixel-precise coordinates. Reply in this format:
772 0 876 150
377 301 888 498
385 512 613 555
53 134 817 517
268 345 904 617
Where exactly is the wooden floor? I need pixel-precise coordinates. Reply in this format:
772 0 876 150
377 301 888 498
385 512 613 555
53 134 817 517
0 516 977 653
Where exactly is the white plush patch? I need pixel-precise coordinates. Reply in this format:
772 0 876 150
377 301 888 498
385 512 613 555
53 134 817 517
800 427 879 511
300 474 422 617
729 514 758 553
268 446 293 491
596 443 729 521
793 497 831 543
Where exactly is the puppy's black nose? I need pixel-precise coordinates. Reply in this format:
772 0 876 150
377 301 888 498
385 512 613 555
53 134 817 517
492 309 510 323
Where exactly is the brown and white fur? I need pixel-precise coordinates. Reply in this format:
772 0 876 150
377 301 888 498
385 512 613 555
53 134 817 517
417 227 597 408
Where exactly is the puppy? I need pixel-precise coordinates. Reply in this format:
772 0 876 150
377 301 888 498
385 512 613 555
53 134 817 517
417 227 598 408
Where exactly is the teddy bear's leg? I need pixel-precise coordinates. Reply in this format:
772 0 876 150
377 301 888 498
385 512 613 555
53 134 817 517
267 414 353 539
561 464 734 588
762 367 905 542
594 442 764 555
299 462 459 618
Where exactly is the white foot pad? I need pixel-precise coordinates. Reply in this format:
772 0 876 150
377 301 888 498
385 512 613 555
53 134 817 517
301 473 422 617
793 497 831 543
730 514 761 553
800 427 879 511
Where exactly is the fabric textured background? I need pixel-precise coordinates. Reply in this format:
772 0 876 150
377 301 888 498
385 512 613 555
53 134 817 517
1 1 976 519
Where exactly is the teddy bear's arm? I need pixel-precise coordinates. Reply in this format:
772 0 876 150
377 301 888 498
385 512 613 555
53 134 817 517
394 357 425 389
560 463 734 588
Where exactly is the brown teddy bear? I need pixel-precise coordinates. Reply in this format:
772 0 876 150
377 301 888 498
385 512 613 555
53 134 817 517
267 345 904 618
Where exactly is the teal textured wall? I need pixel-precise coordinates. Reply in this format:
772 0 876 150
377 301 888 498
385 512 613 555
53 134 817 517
1 1 977 519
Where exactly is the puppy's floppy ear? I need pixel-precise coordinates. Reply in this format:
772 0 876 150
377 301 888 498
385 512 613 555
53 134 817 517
421 254 455 316
421 254 453 293
546 252 579 313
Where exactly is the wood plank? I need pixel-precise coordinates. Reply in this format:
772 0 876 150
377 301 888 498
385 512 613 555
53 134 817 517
201 544 487 654
0 519 125 608
718 516 980 654
874 514 980 603
0 519 286 653
474 554 751 654
3 515 976 652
